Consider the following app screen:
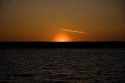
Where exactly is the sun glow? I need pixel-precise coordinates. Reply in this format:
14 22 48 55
53 33 71 42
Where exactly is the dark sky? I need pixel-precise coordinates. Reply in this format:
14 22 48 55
0 0 125 42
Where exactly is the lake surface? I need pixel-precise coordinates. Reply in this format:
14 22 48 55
0 48 125 83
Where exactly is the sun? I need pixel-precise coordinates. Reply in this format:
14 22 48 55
53 33 71 42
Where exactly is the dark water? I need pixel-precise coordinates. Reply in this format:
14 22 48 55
0 48 125 83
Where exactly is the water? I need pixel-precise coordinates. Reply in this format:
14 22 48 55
0 48 125 83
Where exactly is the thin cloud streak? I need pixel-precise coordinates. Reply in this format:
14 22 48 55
57 28 88 34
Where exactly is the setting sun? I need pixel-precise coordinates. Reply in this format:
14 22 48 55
53 33 71 42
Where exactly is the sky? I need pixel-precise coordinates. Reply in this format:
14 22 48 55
0 0 125 42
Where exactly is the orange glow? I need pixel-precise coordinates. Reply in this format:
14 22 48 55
53 33 71 42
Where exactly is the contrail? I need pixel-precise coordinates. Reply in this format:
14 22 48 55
57 28 88 34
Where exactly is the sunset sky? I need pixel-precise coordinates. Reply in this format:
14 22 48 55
0 0 125 42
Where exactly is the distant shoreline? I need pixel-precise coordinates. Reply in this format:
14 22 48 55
0 42 124 48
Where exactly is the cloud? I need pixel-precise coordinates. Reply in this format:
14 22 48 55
56 28 88 34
